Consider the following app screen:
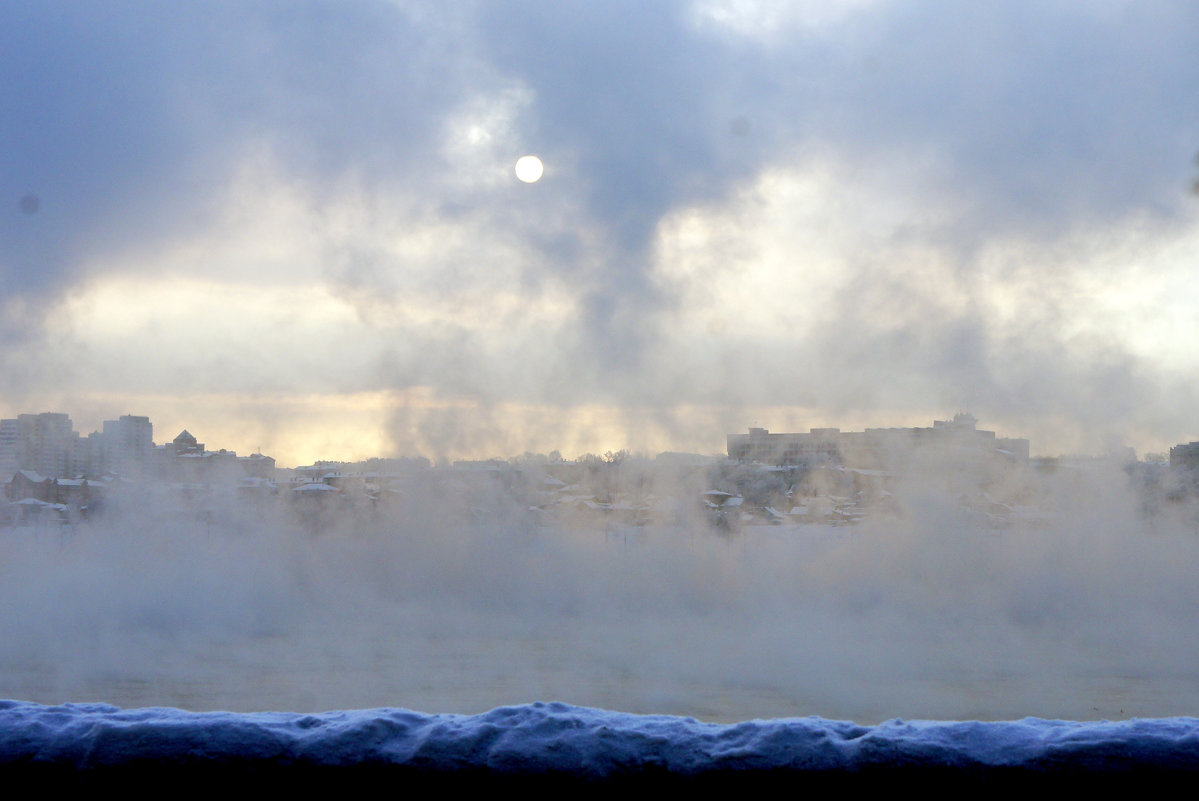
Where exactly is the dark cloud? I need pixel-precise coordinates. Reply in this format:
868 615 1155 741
6 2 1196 284
818 2 1199 239
0 2 471 296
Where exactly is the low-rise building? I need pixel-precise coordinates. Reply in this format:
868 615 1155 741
728 413 1030 468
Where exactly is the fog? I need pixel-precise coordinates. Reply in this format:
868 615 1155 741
4 459 1198 724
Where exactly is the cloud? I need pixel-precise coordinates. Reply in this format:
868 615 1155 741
3 1 1199 458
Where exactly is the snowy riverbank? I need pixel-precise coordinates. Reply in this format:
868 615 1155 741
4 699 1199 786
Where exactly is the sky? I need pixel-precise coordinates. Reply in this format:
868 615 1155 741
3 1 1199 466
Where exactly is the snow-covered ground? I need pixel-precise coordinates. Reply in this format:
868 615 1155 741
4 699 1198 779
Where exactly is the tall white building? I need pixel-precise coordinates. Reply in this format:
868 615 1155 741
101 415 153 476
0 413 82 478
0 418 19 477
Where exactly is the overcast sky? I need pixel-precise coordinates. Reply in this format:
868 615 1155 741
3 1 1198 464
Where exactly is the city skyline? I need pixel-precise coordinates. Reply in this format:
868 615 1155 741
2 403 1186 473
0 398 1186 468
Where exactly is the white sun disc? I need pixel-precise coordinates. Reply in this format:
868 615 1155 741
514 155 544 183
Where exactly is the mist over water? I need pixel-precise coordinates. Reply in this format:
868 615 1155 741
3 460 1198 724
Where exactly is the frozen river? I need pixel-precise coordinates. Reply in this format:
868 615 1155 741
3 513 1199 724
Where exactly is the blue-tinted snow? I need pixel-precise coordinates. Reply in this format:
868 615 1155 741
3 699 1199 776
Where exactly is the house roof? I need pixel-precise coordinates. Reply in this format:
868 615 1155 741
292 482 339 492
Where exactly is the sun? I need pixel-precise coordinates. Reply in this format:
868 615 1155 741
514 155 544 183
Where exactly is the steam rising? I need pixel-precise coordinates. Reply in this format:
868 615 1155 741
3 461 1197 724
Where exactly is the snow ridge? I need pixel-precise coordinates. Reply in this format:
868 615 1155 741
4 699 1199 777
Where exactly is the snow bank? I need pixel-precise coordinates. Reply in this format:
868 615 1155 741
3 699 1199 783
